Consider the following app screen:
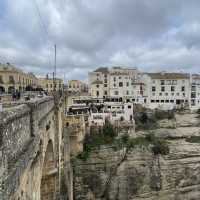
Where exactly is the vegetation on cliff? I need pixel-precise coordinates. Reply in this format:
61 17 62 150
76 119 169 161
135 109 175 130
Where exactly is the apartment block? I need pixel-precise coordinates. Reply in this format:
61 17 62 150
89 67 200 110
67 80 88 94
0 63 38 93
144 72 190 109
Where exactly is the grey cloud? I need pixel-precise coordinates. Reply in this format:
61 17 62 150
1 0 200 80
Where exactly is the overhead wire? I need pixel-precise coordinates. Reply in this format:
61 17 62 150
32 0 54 77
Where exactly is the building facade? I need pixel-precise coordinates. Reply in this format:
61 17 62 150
0 63 38 93
89 67 200 110
89 67 110 99
89 66 140 101
67 80 87 94
191 74 200 109
39 77 64 92
143 72 191 109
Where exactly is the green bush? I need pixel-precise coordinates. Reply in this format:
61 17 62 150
151 140 169 155
186 136 200 143
77 121 117 160
154 110 175 120
118 133 170 156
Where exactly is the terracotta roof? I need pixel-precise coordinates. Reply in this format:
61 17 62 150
192 74 200 80
147 72 190 79
94 67 109 73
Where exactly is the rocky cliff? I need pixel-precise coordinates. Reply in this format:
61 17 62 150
73 113 200 200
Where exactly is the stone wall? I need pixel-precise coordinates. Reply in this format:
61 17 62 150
0 96 69 200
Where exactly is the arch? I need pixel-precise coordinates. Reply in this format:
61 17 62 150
0 86 5 93
40 140 56 200
25 85 33 91
8 86 15 93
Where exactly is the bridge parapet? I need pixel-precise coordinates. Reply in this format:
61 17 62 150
0 96 58 200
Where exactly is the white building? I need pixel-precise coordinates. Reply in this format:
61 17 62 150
89 102 134 126
191 74 200 110
89 67 200 111
89 67 109 100
89 66 142 102
144 72 190 110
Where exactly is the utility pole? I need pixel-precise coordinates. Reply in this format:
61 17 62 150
53 44 57 91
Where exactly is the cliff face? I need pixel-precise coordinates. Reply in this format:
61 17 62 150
73 113 200 200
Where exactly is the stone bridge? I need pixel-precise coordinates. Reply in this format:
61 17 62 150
0 96 72 200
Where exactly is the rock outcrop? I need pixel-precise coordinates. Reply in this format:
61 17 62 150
73 112 200 200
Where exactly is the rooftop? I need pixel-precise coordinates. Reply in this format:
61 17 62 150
94 67 109 73
147 72 190 79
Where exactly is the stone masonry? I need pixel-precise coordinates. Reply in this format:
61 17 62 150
0 96 71 200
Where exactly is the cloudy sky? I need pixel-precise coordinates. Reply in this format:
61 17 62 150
1 0 200 81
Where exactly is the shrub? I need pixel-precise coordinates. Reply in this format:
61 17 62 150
186 136 200 143
197 109 200 115
154 110 175 120
103 119 116 139
77 121 117 160
151 140 169 155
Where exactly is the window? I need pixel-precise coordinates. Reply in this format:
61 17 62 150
170 100 174 103
161 100 164 103
126 82 129 87
104 74 107 78
9 76 14 84
159 93 162 96
176 93 180 96
126 91 129 95
96 91 99 96
151 100 155 103
114 91 119 95
192 86 196 91
113 77 116 81
0 75 3 83
181 86 185 92
96 84 99 88
119 77 121 79
156 100 160 103
104 91 108 95
171 86 175 91
191 93 196 98
161 80 165 85
113 83 116 87
165 93 168 96
165 100 169 103
166 80 171 85
128 105 132 109
119 82 123 87
161 86 165 92
152 86 156 92
104 84 107 87
152 80 156 84
152 93 155 96
171 93 174 96
172 80 177 85
182 93 185 97
104 79 107 83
